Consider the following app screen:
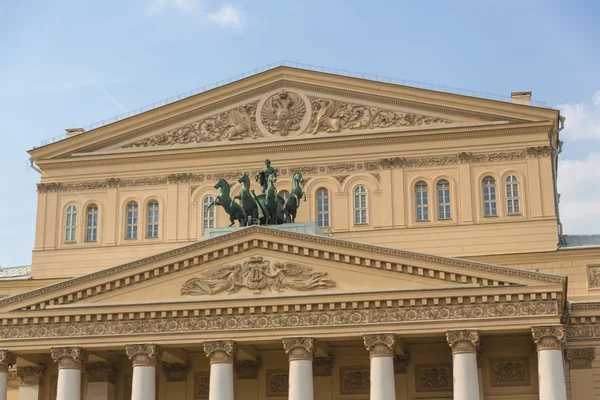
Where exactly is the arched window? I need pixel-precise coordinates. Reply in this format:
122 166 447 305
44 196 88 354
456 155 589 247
147 200 159 238
279 191 290 202
482 176 497 217
505 175 521 215
415 182 429 221
436 180 451 220
86 204 98 242
126 202 138 239
202 196 215 232
353 185 368 225
64 205 78 242
316 188 330 228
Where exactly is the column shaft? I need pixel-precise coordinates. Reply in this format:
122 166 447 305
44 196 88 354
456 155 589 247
0 372 7 400
126 344 162 400
364 334 396 400
446 330 481 400
204 340 236 400
532 326 567 400
51 347 88 400
283 338 315 400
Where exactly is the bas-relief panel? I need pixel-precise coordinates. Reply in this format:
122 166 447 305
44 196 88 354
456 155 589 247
489 356 531 388
414 363 452 393
194 372 210 400
266 369 288 397
339 366 370 395
587 265 600 289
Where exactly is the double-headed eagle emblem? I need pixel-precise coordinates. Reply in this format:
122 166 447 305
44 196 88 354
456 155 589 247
261 90 306 136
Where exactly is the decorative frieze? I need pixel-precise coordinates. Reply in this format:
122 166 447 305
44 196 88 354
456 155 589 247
180 256 335 296
531 325 564 351
489 357 530 387
446 330 480 355
0 349 16 373
125 343 162 367
0 301 558 340
162 362 191 382
266 369 288 397
313 356 334 377
85 361 119 384
415 363 452 392
193 372 210 399
339 366 370 394
282 337 315 361
50 346 88 370
565 347 595 369
364 333 396 357
203 340 236 364
235 359 261 379
15 365 45 386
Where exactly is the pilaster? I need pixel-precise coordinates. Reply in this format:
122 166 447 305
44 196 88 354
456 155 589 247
85 362 119 400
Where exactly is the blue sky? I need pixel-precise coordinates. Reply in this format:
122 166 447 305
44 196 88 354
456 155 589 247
1 0 599 267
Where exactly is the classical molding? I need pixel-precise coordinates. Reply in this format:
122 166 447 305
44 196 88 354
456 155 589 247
125 344 162 367
0 349 16 373
50 346 88 370
531 325 564 351
0 301 558 341
85 362 119 384
339 366 370 394
446 330 480 355
394 355 409 374
15 365 45 386
415 363 452 392
162 362 191 382
36 146 553 193
364 333 396 357
181 256 335 296
565 347 595 369
313 356 334 377
282 337 315 361
203 340 236 364
489 357 530 387
235 359 261 379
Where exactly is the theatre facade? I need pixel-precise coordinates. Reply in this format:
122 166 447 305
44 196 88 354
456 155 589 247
1 66 599 400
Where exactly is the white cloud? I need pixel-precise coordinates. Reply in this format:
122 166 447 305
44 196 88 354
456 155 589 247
557 90 600 141
558 152 600 234
145 0 244 28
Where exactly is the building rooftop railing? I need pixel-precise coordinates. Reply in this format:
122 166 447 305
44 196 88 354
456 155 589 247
38 60 550 147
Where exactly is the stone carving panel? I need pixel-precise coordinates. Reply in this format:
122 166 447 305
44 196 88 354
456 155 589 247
266 369 288 397
489 357 530 387
415 363 452 392
588 266 600 288
180 256 335 296
339 366 370 395
260 90 306 136
307 96 453 134
194 372 210 399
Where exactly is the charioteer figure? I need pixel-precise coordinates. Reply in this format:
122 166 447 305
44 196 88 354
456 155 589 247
255 159 277 193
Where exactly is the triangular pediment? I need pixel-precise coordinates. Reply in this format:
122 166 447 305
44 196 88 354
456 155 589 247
29 66 559 161
0 226 566 313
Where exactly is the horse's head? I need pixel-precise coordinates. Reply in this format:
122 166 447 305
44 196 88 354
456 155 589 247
294 171 304 184
214 178 224 189
268 174 277 185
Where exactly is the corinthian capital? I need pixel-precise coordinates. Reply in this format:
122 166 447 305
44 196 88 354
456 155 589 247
531 325 564 351
565 347 596 369
446 330 480 355
125 344 162 367
203 340 236 364
15 366 45 386
0 349 16 373
364 334 396 358
51 347 88 370
282 337 315 361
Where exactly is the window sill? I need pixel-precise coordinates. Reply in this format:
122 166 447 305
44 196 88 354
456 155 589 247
415 220 430 223
483 215 499 218
507 213 522 217
63 241 77 244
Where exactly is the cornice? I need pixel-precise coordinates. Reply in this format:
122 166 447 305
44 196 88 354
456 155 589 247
0 228 565 312
36 145 552 192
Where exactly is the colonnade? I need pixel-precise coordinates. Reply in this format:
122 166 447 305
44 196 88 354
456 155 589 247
0 325 567 400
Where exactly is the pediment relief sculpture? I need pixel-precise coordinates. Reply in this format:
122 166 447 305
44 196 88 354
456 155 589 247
180 256 335 296
119 90 457 149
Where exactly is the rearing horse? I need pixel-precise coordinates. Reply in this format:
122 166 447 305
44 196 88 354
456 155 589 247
284 171 305 223
264 173 288 225
232 173 258 226
210 178 246 227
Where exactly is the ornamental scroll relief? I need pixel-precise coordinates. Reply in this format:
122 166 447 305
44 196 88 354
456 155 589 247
180 256 335 296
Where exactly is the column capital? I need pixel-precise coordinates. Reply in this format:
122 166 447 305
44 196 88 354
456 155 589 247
363 333 396 358
203 340 237 364
15 365 45 386
531 325 564 351
446 329 480 355
85 361 120 384
126 343 162 367
565 347 595 369
51 346 88 370
282 337 315 361
0 349 16 373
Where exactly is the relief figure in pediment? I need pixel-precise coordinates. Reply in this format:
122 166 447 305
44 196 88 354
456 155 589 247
227 105 260 141
180 264 243 295
311 99 341 134
261 90 306 136
270 262 335 292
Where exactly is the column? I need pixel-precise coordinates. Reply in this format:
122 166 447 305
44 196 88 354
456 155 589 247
203 341 236 400
531 326 567 400
15 366 45 400
565 347 595 400
282 337 315 400
126 344 162 400
363 334 396 400
0 350 16 400
446 329 481 400
85 362 119 400
51 346 88 400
